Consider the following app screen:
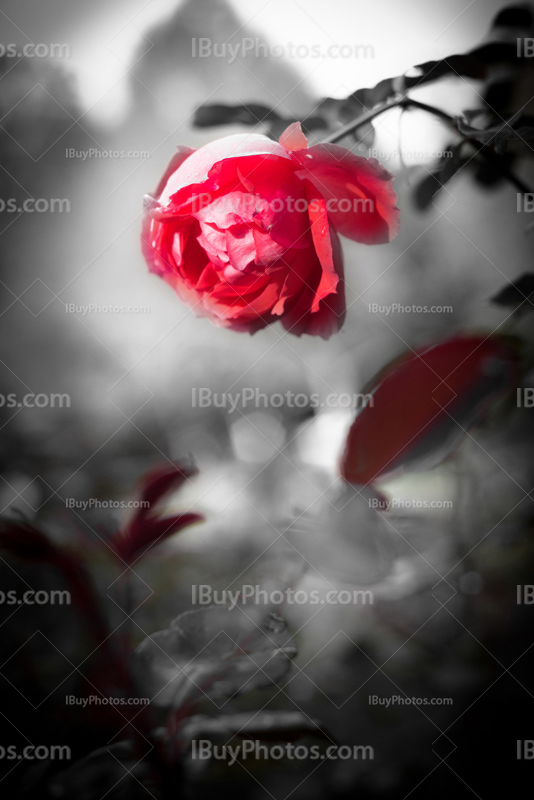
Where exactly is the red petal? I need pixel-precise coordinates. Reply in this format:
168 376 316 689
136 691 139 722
341 334 521 486
252 228 286 265
279 121 308 152
280 228 345 339
291 145 400 244
196 222 228 266
159 134 292 204
194 192 266 228
203 275 282 322
225 225 256 271
141 214 188 278
304 180 339 313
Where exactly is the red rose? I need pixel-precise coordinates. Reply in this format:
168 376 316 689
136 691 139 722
142 123 399 338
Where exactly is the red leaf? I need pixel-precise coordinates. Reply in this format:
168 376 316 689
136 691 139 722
136 462 198 516
0 519 108 643
111 462 204 564
341 334 521 486
113 513 204 563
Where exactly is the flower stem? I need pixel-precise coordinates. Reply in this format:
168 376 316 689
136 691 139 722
320 95 403 144
322 95 533 194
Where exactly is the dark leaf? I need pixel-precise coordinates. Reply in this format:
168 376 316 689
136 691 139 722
483 80 517 117
193 102 282 128
352 55 487 111
470 41 521 66
413 145 466 210
474 151 515 186
456 112 534 153
413 172 444 210
193 101 327 141
490 273 534 312
492 5 533 28
342 8 532 113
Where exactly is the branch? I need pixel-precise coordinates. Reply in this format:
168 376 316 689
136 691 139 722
322 96 533 195
320 95 404 144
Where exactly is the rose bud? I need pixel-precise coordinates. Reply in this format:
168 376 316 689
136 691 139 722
341 333 521 486
141 123 399 338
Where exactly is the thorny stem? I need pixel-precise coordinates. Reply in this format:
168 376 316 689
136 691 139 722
322 95 533 195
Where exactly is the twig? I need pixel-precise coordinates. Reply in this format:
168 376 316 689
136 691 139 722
322 95 533 194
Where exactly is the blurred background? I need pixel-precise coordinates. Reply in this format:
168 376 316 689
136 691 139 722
1 0 534 797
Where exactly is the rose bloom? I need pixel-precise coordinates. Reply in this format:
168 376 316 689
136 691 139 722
142 123 399 338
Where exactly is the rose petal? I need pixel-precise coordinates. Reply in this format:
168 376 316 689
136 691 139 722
159 134 291 203
141 215 191 278
153 146 196 199
291 145 400 244
280 228 345 338
279 121 308 152
304 180 339 313
270 248 315 317
252 228 287 265
194 192 265 228
196 222 229 266
225 225 256 271
161 155 312 251
203 277 282 322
